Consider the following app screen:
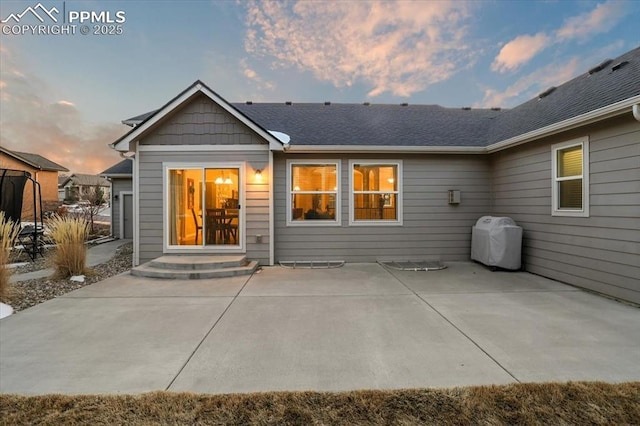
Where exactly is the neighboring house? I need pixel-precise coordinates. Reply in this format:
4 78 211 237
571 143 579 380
110 46 640 304
0 147 69 220
100 159 133 239
57 175 68 202
60 173 110 203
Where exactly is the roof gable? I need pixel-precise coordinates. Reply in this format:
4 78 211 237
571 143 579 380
111 81 284 152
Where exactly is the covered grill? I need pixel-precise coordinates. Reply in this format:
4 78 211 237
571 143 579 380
471 216 522 270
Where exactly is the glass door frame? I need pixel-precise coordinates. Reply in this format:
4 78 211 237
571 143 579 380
163 161 245 253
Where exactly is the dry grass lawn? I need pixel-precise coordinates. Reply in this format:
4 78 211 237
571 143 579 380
1 382 638 425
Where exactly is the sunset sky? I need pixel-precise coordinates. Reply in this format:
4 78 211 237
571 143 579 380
0 0 638 174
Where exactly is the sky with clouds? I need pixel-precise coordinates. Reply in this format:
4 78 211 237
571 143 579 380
0 0 638 174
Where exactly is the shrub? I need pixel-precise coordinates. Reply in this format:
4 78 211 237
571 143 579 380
0 212 20 302
47 215 89 278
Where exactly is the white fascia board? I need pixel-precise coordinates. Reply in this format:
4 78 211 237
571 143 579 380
283 145 485 154
138 144 268 152
486 95 640 153
112 83 283 152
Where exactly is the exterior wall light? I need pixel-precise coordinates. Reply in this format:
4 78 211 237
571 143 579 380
255 169 262 182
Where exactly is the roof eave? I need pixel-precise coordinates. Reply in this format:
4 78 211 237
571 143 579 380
486 95 640 153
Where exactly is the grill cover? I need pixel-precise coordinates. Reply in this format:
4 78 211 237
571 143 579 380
471 216 522 270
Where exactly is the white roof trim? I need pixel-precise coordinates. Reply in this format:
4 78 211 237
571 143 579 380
283 145 485 154
138 144 268 152
111 82 283 152
486 95 640 153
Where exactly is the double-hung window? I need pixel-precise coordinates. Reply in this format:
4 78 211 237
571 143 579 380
350 160 402 225
287 160 340 225
552 137 589 217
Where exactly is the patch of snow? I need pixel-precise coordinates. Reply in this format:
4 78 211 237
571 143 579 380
0 302 14 319
70 275 85 283
7 262 29 269
268 130 291 143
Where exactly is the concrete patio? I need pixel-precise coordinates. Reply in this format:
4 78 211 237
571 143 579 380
1 262 638 395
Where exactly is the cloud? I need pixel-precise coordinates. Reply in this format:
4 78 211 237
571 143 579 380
244 0 475 97
556 0 627 42
240 58 275 91
0 47 126 174
491 0 628 73
477 58 581 108
491 33 551 73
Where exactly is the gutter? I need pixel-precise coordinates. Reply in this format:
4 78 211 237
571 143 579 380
282 145 485 154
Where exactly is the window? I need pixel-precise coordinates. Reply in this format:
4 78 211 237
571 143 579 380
552 137 589 217
287 160 340 225
350 160 402 225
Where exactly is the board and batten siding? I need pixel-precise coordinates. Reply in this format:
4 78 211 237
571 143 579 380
490 114 640 304
110 177 132 239
137 150 270 265
273 153 490 262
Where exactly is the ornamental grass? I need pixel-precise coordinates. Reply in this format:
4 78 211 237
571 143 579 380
0 212 20 303
47 215 89 278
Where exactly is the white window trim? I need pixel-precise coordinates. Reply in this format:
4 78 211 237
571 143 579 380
349 160 403 226
551 137 589 217
162 162 246 253
286 159 341 227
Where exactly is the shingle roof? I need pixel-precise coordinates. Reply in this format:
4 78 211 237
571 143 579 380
486 46 640 144
100 159 132 176
0 148 69 172
233 103 504 147
120 46 640 148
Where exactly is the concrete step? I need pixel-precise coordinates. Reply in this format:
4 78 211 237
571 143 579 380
131 260 259 279
149 255 247 270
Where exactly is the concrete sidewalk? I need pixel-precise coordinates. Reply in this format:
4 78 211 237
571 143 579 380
10 239 131 283
1 262 639 394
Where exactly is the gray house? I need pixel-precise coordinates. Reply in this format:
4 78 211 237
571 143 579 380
59 173 110 203
100 159 133 239
111 46 640 304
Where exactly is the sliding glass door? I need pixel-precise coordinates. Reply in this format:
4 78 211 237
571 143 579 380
167 166 241 248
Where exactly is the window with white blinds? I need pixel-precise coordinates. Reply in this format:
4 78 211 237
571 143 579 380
552 137 589 217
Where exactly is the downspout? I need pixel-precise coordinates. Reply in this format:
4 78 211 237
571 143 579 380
633 104 640 122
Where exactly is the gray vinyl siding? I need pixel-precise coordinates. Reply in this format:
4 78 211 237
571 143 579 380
110 177 132 238
141 94 266 146
490 114 640 304
274 153 490 262
137 150 270 265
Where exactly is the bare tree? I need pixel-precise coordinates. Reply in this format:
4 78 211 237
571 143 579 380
78 184 106 234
